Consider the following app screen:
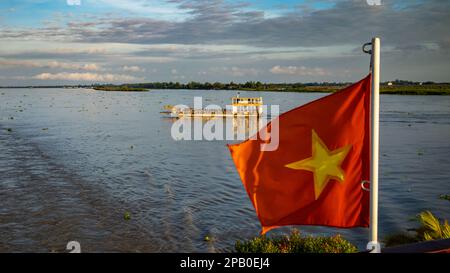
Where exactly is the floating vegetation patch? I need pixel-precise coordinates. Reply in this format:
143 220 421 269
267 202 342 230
439 194 450 201
124 211 131 221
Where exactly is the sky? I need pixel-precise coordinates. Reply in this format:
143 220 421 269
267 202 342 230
0 0 449 85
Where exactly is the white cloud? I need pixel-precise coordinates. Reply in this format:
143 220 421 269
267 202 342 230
123 65 145 72
209 67 260 77
229 67 259 77
95 0 188 20
0 60 41 68
32 72 138 82
270 65 329 76
0 60 101 71
51 47 107 54
47 61 101 71
67 0 81 6
80 63 101 71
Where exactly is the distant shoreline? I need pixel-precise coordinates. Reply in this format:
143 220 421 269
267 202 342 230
91 86 148 92
1 83 450 95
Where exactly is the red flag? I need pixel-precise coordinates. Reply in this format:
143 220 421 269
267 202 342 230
228 75 371 234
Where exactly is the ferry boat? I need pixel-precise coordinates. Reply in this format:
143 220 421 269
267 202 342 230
171 95 263 118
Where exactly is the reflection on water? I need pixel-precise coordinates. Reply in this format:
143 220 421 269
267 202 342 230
0 88 449 252
169 116 269 141
232 117 267 140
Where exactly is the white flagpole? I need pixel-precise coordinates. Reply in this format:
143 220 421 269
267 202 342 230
367 37 381 253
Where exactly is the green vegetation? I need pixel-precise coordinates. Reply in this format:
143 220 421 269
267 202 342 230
235 230 357 253
92 85 148 92
383 232 418 247
384 211 450 247
416 211 450 241
439 194 450 201
123 211 131 221
380 85 450 95
3 80 450 95
127 81 342 93
120 80 450 95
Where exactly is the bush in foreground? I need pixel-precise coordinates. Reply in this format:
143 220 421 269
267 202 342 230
416 211 450 241
384 211 450 247
235 230 357 253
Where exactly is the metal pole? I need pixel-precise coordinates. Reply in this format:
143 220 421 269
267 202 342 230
366 37 381 253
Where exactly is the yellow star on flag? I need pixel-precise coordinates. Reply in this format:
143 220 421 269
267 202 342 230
285 130 352 200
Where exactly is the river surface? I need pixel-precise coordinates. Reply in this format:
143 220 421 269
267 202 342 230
0 88 449 252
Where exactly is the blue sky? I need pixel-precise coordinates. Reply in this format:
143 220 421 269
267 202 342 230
0 0 330 25
0 0 449 85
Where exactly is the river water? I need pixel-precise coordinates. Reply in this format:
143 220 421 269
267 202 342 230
0 88 449 252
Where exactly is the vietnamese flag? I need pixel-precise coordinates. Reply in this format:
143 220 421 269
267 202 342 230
228 74 372 234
